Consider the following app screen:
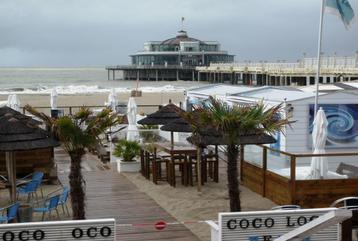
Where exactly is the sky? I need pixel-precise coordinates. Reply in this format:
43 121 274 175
0 0 357 67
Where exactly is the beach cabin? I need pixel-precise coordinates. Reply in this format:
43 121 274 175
224 87 358 207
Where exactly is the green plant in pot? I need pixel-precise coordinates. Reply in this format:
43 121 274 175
113 139 141 162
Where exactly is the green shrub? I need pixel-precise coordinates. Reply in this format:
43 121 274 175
113 139 141 162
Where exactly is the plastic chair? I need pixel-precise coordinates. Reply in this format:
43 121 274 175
59 187 70 216
0 202 20 223
17 180 40 202
18 171 44 198
33 194 61 221
331 197 358 210
272 205 301 210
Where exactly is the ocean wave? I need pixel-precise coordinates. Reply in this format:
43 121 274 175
0 84 185 95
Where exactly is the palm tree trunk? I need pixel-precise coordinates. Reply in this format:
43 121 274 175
227 143 241 212
69 151 86 220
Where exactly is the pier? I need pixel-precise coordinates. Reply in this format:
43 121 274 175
196 54 358 86
106 65 197 81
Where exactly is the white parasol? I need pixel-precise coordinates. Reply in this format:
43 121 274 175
107 88 117 112
308 107 329 179
50 88 58 110
126 97 139 141
7 94 21 112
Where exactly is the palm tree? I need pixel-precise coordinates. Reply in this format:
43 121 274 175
25 105 122 219
183 97 290 212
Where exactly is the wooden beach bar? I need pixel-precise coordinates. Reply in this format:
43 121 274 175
241 145 358 208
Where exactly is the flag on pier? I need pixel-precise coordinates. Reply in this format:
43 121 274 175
325 0 355 29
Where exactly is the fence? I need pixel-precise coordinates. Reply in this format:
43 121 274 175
241 145 358 208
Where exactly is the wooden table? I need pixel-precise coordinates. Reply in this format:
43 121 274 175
155 142 197 187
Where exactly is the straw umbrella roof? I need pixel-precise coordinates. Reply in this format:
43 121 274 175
160 118 193 133
0 108 59 151
0 106 42 126
137 103 183 125
187 129 276 147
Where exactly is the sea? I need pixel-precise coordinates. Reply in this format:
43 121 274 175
0 67 207 95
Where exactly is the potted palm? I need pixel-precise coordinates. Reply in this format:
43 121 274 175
113 139 141 172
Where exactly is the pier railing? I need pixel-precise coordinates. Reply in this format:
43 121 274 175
22 104 167 116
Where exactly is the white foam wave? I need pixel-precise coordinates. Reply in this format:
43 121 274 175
0 84 185 95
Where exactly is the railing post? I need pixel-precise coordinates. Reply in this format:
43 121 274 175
262 146 267 197
240 145 244 182
290 155 296 204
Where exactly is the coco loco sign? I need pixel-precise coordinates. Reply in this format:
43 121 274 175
0 219 115 241
207 208 342 241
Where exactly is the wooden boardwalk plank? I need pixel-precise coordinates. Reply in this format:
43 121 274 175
58 168 201 241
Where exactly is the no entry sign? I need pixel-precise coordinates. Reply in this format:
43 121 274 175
155 221 167 231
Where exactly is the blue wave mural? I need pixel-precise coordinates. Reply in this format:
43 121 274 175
309 104 358 148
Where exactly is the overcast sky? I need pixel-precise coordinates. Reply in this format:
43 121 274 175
0 0 357 67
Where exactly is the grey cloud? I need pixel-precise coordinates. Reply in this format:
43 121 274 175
0 0 357 66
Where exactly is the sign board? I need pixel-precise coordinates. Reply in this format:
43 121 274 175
213 208 341 241
0 218 115 241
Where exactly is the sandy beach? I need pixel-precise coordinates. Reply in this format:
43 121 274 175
0 91 186 115
123 162 276 241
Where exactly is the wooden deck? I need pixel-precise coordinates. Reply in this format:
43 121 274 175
56 148 201 241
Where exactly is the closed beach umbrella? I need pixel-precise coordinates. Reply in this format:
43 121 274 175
50 89 58 110
107 89 117 112
126 97 139 141
0 107 59 201
308 107 328 179
7 94 21 112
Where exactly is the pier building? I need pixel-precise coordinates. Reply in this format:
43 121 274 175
195 53 358 85
106 29 234 81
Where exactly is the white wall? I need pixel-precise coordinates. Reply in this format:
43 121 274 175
285 92 358 169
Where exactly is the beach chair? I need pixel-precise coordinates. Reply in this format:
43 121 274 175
58 187 70 216
0 202 20 224
33 194 61 221
271 205 301 210
17 179 41 202
331 197 358 210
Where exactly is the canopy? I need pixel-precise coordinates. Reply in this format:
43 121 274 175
137 103 183 125
0 107 59 201
50 89 58 110
308 107 328 179
160 118 193 133
126 97 139 141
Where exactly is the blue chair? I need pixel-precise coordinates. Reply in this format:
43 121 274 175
17 180 40 202
17 171 44 198
33 194 61 221
0 202 20 223
59 187 70 216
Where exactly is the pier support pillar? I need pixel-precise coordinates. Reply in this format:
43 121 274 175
323 76 327 84
156 70 159 81
306 76 310 86
108 70 110 80
192 70 195 81
198 72 201 82
137 70 139 81
113 70 115 80
176 70 179 81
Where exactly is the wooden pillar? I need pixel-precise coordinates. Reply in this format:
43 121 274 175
262 147 267 197
176 70 179 81
137 70 140 81
108 70 110 80
192 70 195 81
198 72 201 82
155 70 158 81
112 70 115 80
290 155 296 204
240 145 244 182
6 152 16 202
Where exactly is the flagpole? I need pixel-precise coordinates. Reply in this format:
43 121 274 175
314 0 325 116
